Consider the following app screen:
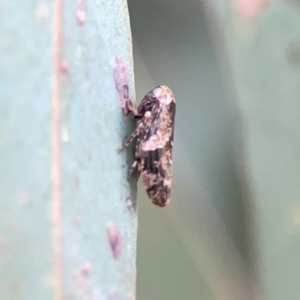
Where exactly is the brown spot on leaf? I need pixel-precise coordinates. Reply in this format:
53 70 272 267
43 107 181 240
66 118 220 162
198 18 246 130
232 0 269 20
9 282 21 295
106 222 122 259
112 56 129 109
286 44 300 65
74 214 82 225
126 197 132 209
75 177 80 187
76 10 85 25
60 59 69 73
80 261 91 277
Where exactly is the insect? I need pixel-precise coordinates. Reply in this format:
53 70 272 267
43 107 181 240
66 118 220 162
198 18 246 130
120 85 176 207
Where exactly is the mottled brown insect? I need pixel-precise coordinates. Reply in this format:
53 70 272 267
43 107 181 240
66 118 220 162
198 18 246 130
120 85 176 207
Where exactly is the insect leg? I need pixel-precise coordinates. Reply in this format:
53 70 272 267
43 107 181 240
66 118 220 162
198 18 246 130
128 160 141 181
123 85 141 117
130 161 138 174
118 122 143 153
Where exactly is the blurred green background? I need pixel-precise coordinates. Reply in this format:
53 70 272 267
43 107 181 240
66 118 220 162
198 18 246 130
128 0 300 299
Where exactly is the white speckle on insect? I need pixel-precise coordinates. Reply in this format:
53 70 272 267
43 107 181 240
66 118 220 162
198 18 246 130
152 87 162 99
158 92 172 105
144 111 151 120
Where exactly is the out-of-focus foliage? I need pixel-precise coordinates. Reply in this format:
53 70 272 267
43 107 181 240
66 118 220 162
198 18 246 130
129 1 254 299
129 0 300 299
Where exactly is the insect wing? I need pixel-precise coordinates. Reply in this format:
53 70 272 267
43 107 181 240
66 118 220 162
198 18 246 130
140 101 175 207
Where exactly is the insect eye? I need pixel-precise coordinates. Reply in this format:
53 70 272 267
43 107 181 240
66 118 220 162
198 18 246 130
151 87 162 99
144 101 153 110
